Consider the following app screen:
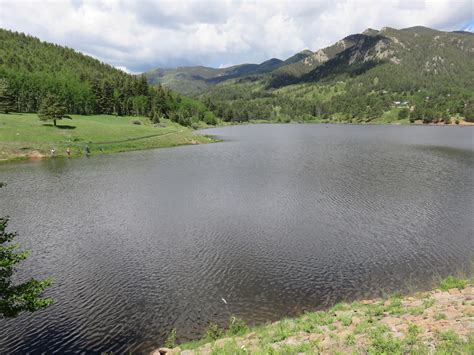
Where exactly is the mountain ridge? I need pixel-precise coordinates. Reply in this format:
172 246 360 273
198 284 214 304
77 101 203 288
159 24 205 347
145 25 473 96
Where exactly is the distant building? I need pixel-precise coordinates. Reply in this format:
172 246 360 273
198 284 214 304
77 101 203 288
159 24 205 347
393 101 409 108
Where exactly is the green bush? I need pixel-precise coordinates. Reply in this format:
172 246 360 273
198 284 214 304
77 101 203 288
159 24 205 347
398 108 409 120
228 316 248 336
164 328 177 348
440 276 466 290
203 111 218 125
205 323 223 341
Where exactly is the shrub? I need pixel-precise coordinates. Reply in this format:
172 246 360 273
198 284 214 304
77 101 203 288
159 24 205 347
132 119 142 125
228 316 248 336
203 111 218 125
435 313 447 320
440 276 466 291
152 112 161 123
205 323 223 341
398 108 409 120
164 328 177 348
346 334 356 346
338 315 352 326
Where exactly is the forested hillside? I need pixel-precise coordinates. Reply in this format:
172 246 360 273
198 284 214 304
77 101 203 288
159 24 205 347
147 26 474 124
202 27 473 124
0 29 216 126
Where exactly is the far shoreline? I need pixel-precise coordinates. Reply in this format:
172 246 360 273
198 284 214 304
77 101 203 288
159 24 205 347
1 113 472 165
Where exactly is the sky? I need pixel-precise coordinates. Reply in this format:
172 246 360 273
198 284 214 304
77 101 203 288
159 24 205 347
0 0 472 73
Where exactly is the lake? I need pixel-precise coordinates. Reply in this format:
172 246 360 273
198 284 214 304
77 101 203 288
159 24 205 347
0 124 473 353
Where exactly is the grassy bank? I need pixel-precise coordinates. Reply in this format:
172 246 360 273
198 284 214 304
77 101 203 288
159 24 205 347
156 277 474 354
0 113 215 162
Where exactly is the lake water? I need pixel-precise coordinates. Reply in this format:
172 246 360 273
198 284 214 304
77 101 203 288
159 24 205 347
0 124 473 353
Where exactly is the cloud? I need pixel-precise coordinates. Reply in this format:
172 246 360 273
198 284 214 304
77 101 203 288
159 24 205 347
0 0 472 72
114 65 141 75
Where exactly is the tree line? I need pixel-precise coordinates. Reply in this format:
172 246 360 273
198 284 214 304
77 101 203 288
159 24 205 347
0 29 217 127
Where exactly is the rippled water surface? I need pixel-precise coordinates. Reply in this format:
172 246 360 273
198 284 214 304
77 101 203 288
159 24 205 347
0 124 473 353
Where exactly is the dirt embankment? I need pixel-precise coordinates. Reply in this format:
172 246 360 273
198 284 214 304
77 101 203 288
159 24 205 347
155 282 474 354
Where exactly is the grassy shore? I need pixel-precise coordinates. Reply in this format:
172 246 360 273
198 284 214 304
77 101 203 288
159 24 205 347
155 277 474 354
0 113 215 163
1 113 471 163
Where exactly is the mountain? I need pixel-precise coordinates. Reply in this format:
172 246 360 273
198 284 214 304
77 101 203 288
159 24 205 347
145 57 285 95
146 26 473 100
270 25 474 87
195 26 473 124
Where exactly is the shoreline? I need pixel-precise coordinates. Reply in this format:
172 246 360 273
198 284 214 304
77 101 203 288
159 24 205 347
0 113 216 165
154 277 474 354
211 118 474 128
1 114 472 165
0 136 216 165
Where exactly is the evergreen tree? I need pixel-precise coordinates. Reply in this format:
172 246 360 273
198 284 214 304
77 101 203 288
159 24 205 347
38 94 69 127
0 78 14 114
398 108 409 120
0 183 53 318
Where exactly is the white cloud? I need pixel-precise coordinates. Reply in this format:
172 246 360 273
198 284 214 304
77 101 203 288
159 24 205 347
218 63 235 69
0 0 472 72
114 65 141 75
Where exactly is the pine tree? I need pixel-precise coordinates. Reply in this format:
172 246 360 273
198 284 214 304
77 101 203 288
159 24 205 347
0 78 14 114
38 94 69 127
1 183 53 318
97 81 114 114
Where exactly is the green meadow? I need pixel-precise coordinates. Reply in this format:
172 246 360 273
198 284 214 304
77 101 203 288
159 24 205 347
0 113 214 162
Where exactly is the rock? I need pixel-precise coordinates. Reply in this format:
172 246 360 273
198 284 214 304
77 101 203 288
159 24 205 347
214 338 229 348
282 336 304 346
433 292 450 300
381 316 401 331
464 321 474 330
462 287 474 295
157 348 182 355
448 288 461 296
309 333 323 342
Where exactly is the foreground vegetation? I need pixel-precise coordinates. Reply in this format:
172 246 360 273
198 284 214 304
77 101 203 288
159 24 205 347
155 277 474 354
0 113 214 162
0 183 53 318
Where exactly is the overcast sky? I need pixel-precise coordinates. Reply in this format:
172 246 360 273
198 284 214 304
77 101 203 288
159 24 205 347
0 0 472 73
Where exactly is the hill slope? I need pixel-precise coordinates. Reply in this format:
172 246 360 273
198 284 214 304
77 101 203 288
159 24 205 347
0 28 219 127
198 26 474 124
145 58 285 95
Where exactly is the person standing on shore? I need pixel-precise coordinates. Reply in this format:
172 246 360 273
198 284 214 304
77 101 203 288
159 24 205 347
66 147 71 157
